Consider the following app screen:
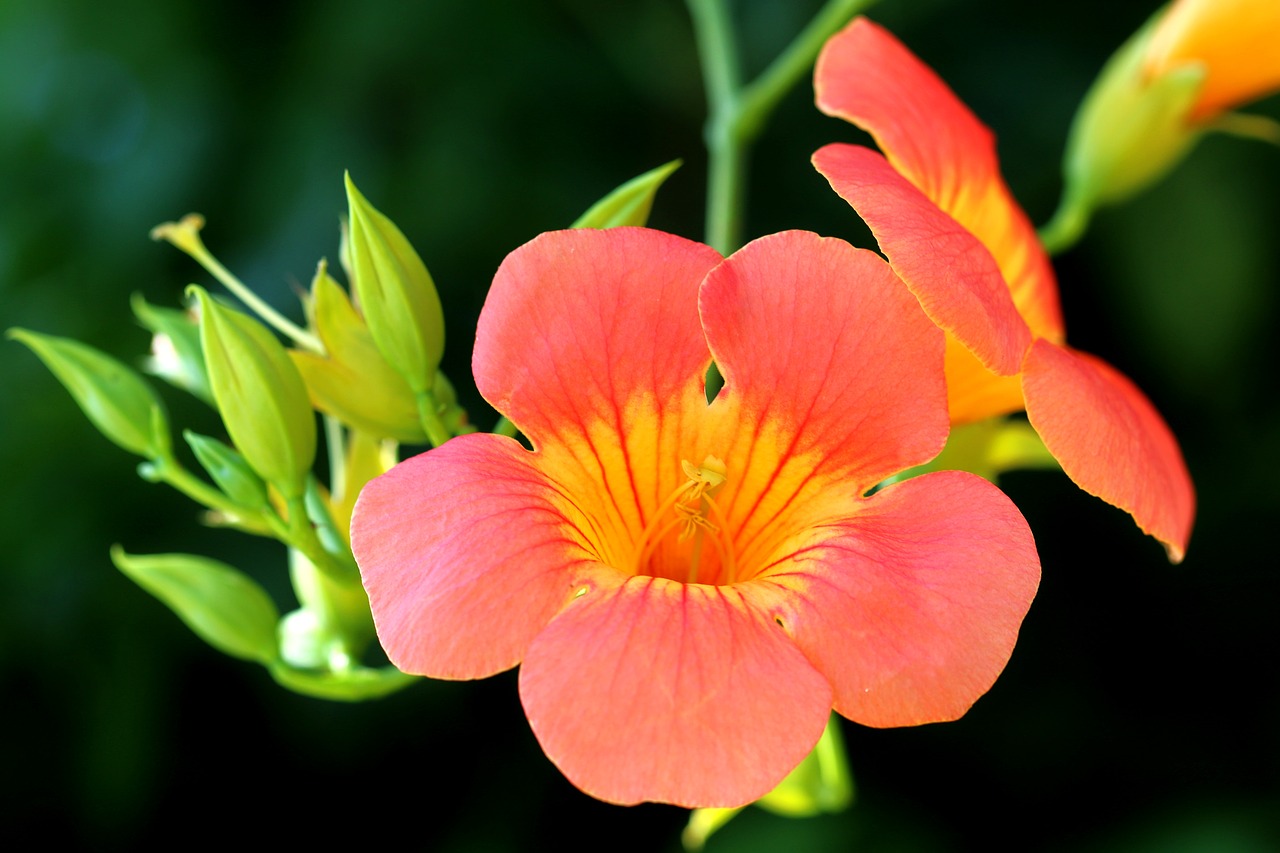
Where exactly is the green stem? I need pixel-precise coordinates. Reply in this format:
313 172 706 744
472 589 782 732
737 0 875 139
282 494 358 585
687 0 876 254
416 390 453 448
150 456 249 517
324 415 346 497
1038 188 1092 256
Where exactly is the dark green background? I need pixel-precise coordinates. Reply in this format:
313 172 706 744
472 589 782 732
3 1 1277 850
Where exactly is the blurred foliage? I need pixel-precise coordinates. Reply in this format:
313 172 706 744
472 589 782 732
2 0 1278 850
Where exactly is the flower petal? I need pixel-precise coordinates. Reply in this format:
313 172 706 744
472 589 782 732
351 433 597 679
474 228 722 450
1022 340 1195 562
812 144 1030 376
756 470 1040 728
701 230 948 493
814 17 1062 352
519 575 833 807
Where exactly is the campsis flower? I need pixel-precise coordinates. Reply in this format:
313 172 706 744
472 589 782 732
351 227 1040 807
812 17 1195 561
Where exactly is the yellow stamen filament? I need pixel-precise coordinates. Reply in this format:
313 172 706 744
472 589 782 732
630 456 737 584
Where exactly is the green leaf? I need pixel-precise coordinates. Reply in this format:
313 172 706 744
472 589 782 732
111 545 280 664
131 293 213 404
345 172 445 395
572 160 681 229
190 286 317 499
9 328 169 458
183 430 269 510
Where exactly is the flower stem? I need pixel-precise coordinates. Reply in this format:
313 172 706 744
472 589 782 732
416 389 453 448
1038 188 1092 256
153 215 323 353
688 0 877 254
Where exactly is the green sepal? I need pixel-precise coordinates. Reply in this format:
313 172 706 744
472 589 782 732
189 286 316 499
130 293 213 404
571 160 681 229
683 716 852 849
8 328 169 458
754 715 853 817
268 661 417 702
110 545 280 664
183 430 269 510
681 806 744 851
289 260 428 443
344 172 445 395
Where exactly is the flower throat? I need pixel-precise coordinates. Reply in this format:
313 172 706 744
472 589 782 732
630 456 738 585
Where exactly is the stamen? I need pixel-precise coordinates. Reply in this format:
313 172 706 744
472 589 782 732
630 456 737 584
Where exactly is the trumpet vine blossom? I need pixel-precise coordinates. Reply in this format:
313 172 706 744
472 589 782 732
351 227 1040 807
812 18 1195 562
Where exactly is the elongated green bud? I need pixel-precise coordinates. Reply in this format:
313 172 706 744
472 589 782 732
9 328 169 458
344 172 444 395
189 286 316 499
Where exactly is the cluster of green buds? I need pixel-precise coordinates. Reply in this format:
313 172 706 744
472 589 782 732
6 165 685 701
9 174 463 700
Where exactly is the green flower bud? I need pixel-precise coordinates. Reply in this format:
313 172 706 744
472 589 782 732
9 328 169 458
183 430 269 510
131 294 212 404
111 545 280 664
571 160 681 229
344 172 444 395
289 260 428 443
189 286 316 499
1059 14 1205 219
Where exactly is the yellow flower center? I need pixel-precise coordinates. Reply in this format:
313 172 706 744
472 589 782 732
630 455 738 585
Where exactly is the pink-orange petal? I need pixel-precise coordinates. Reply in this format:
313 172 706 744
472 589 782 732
759 470 1040 728
519 575 833 808
473 227 722 451
812 145 1030 376
816 17 1000 209
1022 339 1195 562
814 17 1063 347
351 433 596 679
700 230 949 492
